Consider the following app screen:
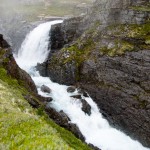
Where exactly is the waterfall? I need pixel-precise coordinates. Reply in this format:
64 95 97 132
15 21 150 150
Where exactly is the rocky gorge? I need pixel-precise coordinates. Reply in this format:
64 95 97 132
0 0 150 149
36 0 150 148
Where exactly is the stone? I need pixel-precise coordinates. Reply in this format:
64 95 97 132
67 86 76 93
81 99 91 116
78 88 89 97
70 95 82 99
23 95 40 108
37 95 53 103
45 106 85 141
41 85 51 93
88 144 101 150
36 62 48 77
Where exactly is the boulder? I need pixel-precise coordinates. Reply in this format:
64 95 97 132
70 95 82 99
88 144 101 150
41 85 51 93
23 94 40 108
81 99 91 116
67 86 76 93
37 95 53 103
45 106 85 141
36 62 48 77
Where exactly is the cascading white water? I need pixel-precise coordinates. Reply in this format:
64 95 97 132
15 21 150 150
16 20 63 71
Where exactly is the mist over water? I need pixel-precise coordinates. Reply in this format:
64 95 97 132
15 21 150 150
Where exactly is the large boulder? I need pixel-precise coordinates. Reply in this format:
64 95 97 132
81 99 91 116
67 86 76 93
41 85 51 93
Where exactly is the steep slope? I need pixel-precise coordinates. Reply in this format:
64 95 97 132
38 0 150 147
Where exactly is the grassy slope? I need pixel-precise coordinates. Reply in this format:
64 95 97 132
0 68 91 150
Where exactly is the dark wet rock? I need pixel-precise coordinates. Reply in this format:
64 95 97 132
67 86 76 93
49 16 83 52
0 34 10 48
59 110 71 122
45 106 85 141
67 123 85 141
37 95 53 103
70 95 82 99
50 23 64 51
88 144 101 150
41 85 51 93
36 62 48 77
81 99 91 116
78 88 89 97
23 94 40 108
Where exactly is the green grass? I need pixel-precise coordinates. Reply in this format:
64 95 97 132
0 67 91 150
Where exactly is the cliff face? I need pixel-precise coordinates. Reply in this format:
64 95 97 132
38 0 150 147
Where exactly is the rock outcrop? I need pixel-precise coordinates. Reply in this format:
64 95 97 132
45 107 85 141
37 0 150 147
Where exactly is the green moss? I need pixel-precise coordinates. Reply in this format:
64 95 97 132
0 67 91 150
130 6 150 12
100 40 134 56
0 49 5 57
0 67 20 88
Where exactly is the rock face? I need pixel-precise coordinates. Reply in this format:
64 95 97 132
37 0 150 147
79 50 150 147
50 16 84 51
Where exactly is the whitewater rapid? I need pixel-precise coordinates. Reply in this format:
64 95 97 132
15 21 150 150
